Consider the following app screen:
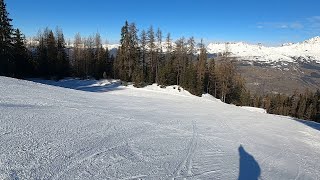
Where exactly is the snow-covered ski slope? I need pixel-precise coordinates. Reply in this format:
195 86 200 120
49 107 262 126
1 77 320 179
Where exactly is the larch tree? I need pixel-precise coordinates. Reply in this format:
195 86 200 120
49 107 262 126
207 58 215 95
140 29 147 80
72 33 83 77
147 25 156 83
174 37 187 86
155 28 163 83
196 39 207 95
93 32 107 79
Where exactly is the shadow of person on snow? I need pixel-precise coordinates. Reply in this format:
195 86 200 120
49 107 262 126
238 145 261 180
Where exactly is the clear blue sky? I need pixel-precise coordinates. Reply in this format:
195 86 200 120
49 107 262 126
6 0 320 45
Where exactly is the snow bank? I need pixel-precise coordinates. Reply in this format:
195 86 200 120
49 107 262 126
201 93 223 103
240 106 267 113
131 84 194 97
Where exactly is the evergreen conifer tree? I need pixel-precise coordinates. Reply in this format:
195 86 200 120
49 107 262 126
56 28 69 78
0 0 14 76
12 28 30 77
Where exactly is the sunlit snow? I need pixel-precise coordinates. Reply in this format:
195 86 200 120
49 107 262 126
0 77 319 179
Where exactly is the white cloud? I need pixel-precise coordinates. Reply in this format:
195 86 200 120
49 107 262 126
290 22 304 29
307 16 320 31
256 22 303 30
256 25 264 29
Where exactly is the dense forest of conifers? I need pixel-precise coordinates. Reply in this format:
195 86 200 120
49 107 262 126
0 0 319 122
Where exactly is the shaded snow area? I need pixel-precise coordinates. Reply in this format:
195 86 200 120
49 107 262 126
1 77 320 179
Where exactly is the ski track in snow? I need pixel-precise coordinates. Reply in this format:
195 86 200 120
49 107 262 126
171 121 198 179
0 77 320 179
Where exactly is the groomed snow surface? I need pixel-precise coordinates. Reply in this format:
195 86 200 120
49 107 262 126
1 77 320 179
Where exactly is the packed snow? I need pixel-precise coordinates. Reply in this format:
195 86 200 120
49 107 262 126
240 106 267 114
1 77 320 179
207 36 320 64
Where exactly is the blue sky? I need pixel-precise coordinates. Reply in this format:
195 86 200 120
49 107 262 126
7 0 320 45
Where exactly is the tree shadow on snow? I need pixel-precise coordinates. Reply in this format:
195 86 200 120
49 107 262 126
293 117 320 132
238 145 261 180
30 78 124 93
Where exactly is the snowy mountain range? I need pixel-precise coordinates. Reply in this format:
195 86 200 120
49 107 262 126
206 36 320 64
202 36 320 94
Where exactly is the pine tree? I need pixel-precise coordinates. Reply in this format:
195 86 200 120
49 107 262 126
116 21 130 81
158 33 174 86
46 30 57 77
36 29 48 77
0 0 14 76
114 21 141 82
56 27 69 78
128 23 140 82
12 28 30 77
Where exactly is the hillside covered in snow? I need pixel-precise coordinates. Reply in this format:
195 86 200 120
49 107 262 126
1 77 320 179
207 36 320 64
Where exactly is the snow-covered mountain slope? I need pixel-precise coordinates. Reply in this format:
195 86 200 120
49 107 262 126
1 77 320 179
207 36 320 63
103 44 120 50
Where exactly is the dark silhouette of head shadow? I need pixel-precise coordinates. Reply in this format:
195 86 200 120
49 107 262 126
238 145 261 180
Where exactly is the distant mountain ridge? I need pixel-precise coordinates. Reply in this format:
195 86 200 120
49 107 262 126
206 36 320 64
